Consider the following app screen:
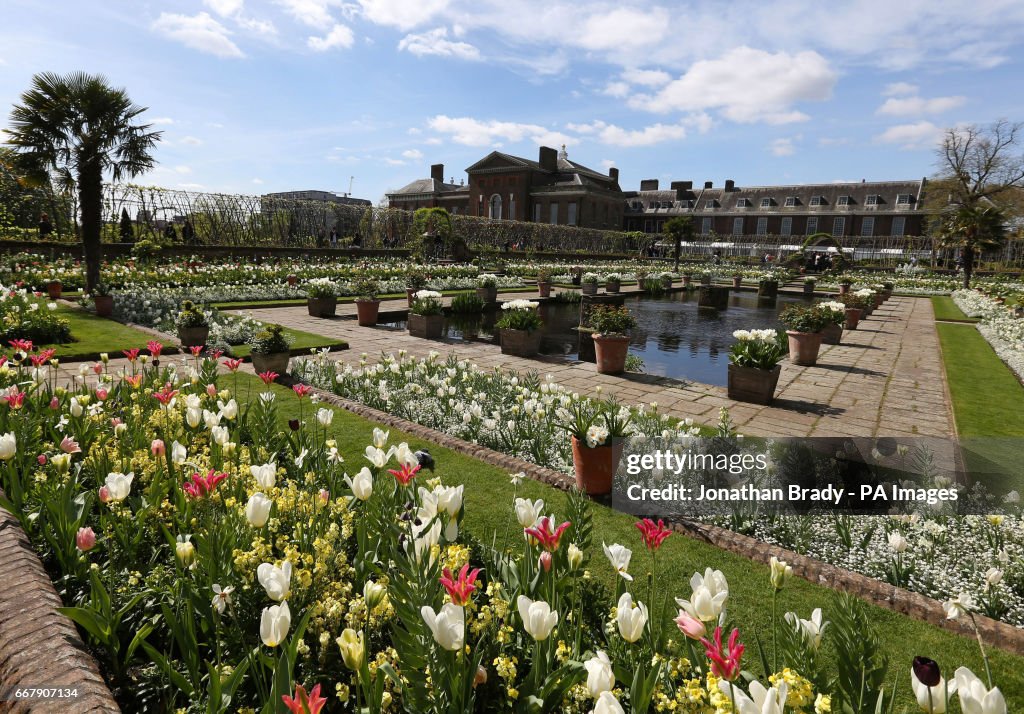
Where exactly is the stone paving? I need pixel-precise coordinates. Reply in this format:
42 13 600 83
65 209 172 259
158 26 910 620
222 288 954 438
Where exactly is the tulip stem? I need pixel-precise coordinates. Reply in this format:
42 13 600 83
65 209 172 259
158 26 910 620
968 612 993 688
771 589 778 675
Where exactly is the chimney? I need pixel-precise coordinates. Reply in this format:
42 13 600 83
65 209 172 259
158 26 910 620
640 179 659 191
539 146 557 172
725 179 735 192
430 164 444 182
704 181 713 189
609 167 620 183
670 180 693 199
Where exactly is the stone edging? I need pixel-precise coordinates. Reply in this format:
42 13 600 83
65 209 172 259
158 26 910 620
0 491 120 712
298 379 1024 656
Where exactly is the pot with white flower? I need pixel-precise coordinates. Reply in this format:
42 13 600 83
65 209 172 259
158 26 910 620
699 272 712 286
816 300 846 345
659 271 675 289
732 273 743 289
681 271 693 287
536 268 553 298
47 278 62 300
306 278 338 317
839 293 868 329
175 300 209 348
779 304 832 366
758 276 779 299
727 328 786 404
855 288 877 317
581 272 599 295
803 277 816 295
558 399 629 495
476 273 499 303
406 270 427 307
408 290 445 338
839 278 853 295
248 323 291 374
353 278 381 327
588 304 637 375
496 299 543 357
90 282 114 318
604 273 622 293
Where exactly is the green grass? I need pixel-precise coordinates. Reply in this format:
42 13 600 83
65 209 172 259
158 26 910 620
931 295 980 323
234 372 1024 709
228 326 346 358
41 307 176 361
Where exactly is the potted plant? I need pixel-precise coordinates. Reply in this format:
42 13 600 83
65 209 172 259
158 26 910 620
854 288 876 316
681 271 693 287
699 272 712 286
727 328 787 404
605 273 622 293
659 271 675 289
732 272 743 289
353 278 381 327
839 293 868 329
176 300 210 348
779 303 832 366
758 275 779 299
287 274 298 286
536 268 553 298
580 272 599 296
871 285 886 308
476 273 499 303
496 299 543 357
803 277 817 295
406 270 428 307
557 399 629 496
817 300 846 345
408 290 445 338
570 266 583 286
90 282 114 318
306 278 338 317
881 281 895 300
248 323 291 374
838 278 853 295
588 304 637 375
47 278 63 300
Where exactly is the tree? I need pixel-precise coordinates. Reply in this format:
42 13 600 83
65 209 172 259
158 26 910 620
662 216 694 272
6 72 161 290
118 207 133 242
931 120 1023 285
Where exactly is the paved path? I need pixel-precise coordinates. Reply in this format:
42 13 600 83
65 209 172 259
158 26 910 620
228 291 954 438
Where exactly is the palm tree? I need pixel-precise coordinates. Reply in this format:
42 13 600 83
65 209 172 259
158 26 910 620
663 215 695 272
6 72 161 290
939 204 1006 288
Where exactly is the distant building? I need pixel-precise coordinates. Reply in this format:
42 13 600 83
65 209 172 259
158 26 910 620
260 189 371 207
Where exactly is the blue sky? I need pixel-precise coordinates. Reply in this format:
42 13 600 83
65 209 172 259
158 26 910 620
2 0 1024 203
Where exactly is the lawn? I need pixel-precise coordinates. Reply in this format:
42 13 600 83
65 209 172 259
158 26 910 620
931 295 980 323
227 325 346 358
42 306 176 361
237 372 1024 709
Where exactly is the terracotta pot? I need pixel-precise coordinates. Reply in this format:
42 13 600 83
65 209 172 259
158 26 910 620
287 274 298 286
757 280 779 299
844 307 862 330
94 295 113 318
47 280 62 300
406 288 417 307
839 283 852 295
697 285 729 310
873 293 884 308
251 351 290 374
476 286 498 303
593 333 630 374
500 328 541 357
727 363 781 405
681 275 693 287
661 276 674 289
408 313 444 339
821 322 843 345
581 283 598 296
537 281 552 298
355 299 381 326
571 436 624 496
606 280 621 293
732 276 743 289
178 326 209 348
307 296 337 317
786 330 823 366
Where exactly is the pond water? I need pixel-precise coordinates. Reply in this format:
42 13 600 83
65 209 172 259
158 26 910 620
380 290 812 387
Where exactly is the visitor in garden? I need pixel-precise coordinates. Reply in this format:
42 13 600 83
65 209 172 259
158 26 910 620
163 222 177 242
330 227 338 247
182 218 195 244
38 212 53 238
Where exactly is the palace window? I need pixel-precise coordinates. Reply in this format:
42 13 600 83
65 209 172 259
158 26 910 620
534 204 542 223
784 197 797 207
488 194 502 220
550 203 559 224
837 195 851 206
760 198 773 208
832 217 846 235
756 217 768 235
865 194 880 206
806 217 818 234
705 199 719 209
809 196 826 207
568 202 578 226
732 217 744 235
892 216 906 236
861 217 875 236
896 194 912 206
781 217 793 235
736 198 751 207
702 216 713 234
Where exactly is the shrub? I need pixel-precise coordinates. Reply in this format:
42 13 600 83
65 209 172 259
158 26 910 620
410 289 443 316
450 293 485 313
0 290 71 344
495 300 542 332
352 278 379 301
588 304 636 335
581 272 599 285
729 328 787 369
641 278 666 295
406 270 428 290
536 268 553 283
839 293 870 310
816 300 847 325
477 273 498 288
175 300 209 329
306 278 337 299
248 323 291 355
779 304 833 333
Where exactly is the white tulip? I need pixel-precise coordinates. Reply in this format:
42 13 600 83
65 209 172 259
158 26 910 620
517 595 559 641
171 441 187 464
372 427 389 448
720 680 789 714
364 445 390 468
250 462 277 489
246 493 273 528
394 442 419 468
410 519 441 564
888 531 909 553
985 568 1003 588
567 543 584 571
676 568 729 623
203 409 222 429
954 667 1006 714
218 399 238 420
602 542 633 581
344 467 374 501
105 472 134 502
911 667 954 713
257 561 292 601
592 691 625 714
260 601 291 647
435 484 464 516
69 397 83 417
211 425 230 445
784 608 827 651
421 603 465 651
514 497 544 528
316 407 333 426
584 650 614 698
186 408 202 428
0 432 15 460
615 592 647 643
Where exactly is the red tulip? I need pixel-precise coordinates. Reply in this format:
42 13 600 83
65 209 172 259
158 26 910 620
282 683 326 714
701 627 744 681
440 563 482 606
524 516 571 552
635 518 672 551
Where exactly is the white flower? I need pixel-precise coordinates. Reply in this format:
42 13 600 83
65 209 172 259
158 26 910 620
364 445 390 468
316 407 333 426
260 601 291 647
211 584 234 614
509 472 525 486
784 608 827 651
217 398 238 420
104 472 134 502
393 441 419 468
186 408 202 428
943 592 975 620
615 592 647 643
294 448 309 469
344 467 374 501
421 603 464 651
0 432 16 460
171 441 187 464
517 595 559 641
602 542 633 581
175 535 195 564
514 497 544 529
211 425 230 445
676 568 729 623
888 531 909 553
954 667 1006 714
246 493 273 528
769 556 792 589
372 427 389 448
257 561 292 602
911 665 954 714
985 568 1004 588
585 424 609 448
250 462 277 489
584 650 614 698
719 680 788 714
592 691 625 714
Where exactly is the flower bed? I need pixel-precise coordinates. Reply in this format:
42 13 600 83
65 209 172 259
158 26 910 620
0 286 71 344
952 289 1024 381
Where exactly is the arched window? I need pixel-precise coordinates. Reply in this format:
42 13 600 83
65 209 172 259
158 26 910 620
489 194 502 220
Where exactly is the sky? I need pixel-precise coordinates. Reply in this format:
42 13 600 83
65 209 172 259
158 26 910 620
2 0 1024 204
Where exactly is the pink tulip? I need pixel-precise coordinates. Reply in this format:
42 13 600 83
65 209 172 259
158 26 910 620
539 551 553 572
76 527 96 552
318 489 329 503
92 363 104 375
206 383 218 397
151 439 166 456
59 436 81 454
95 388 108 401
49 397 59 410
674 610 706 640
37 454 47 465
98 485 111 503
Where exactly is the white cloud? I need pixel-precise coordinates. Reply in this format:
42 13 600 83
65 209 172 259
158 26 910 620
600 159 616 170
876 94 965 116
576 7 670 51
629 69 672 87
308 23 354 51
252 177 264 184
407 127 422 135
628 46 835 124
152 12 244 58
277 0 338 26
568 120 686 147
178 182 206 190
384 158 406 165
238 16 278 35
179 136 204 146
601 81 630 98
883 82 918 97
402 149 424 159
769 138 796 156
818 136 850 147
875 121 943 150
428 115 573 148
398 27 479 59
174 165 193 174
204 0 244 17
150 117 176 125
358 0 450 31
